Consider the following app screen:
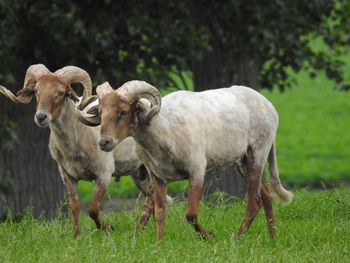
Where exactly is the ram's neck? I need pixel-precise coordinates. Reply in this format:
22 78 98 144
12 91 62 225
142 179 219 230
49 99 90 147
134 113 170 154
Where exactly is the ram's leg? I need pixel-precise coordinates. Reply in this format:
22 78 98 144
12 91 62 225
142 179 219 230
138 193 154 230
129 166 155 229
152 174 167 242
186 173 210 239
236 148 263 236
88 178 109 230
63 174 80 238
261 181 276 237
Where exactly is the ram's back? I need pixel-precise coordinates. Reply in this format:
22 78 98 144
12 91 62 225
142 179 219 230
160 86 278 167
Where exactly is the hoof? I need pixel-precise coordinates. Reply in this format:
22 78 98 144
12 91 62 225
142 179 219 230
101 223 114 232
198 230 213 240
73 229 80 238
136 223 146 232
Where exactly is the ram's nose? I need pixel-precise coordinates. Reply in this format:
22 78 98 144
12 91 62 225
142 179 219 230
35 111 50 127
36 112 47 122
99 136 116 152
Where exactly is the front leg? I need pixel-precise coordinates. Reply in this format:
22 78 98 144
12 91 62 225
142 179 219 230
152 174 167 242
88 177 110 230
61 170 80 238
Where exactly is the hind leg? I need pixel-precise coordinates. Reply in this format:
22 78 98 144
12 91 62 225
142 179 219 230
261 181 276 237
236 148 263 236
186 171 211 239
138 193 154 230
129 166 155 230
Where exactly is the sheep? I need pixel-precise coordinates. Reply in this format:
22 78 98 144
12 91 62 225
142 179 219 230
0 66 155 237
78 80 293 241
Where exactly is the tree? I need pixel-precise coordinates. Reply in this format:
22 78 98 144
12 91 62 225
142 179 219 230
2 1 349 90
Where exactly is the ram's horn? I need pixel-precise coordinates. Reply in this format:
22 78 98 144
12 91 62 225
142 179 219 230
118 81 160 105
55 66 92 110
118 80 161 125
0 64 50 104
75 108 101 127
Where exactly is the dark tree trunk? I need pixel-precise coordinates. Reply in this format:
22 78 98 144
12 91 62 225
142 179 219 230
204 166 247 199
0 99 65 219
191 40 262 92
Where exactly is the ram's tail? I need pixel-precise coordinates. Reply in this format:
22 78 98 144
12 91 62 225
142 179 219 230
267 142 293 205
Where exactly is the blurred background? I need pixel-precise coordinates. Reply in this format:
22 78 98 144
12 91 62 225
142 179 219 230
0 0 349 219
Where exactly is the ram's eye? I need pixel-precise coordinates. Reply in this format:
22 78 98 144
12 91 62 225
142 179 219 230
58 91 65 97
120 111 129 116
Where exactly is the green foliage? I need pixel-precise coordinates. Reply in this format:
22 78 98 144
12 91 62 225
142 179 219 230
1 0 349 91
0 188 349 262
0 0 204 89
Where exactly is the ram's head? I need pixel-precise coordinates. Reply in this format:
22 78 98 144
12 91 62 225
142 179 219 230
77 81 161 152
0 64 94 127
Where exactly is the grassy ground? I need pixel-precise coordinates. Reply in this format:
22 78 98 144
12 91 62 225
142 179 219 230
1 188 349 263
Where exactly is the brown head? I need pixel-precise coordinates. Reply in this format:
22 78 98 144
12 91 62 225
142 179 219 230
0 64 93 127
78 80 161 152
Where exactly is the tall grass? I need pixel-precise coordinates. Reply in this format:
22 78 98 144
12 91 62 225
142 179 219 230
0 188 349 262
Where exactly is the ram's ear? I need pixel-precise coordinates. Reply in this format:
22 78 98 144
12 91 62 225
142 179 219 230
96 81 113 99
16 79 36 97
66 86 79 103
136 98 160 125
16 88 35 97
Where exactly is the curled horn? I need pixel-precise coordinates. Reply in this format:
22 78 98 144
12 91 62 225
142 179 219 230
75 107 101 127
54 66 93 110
0 64 50 104
75 94 100 126
118 80 161 125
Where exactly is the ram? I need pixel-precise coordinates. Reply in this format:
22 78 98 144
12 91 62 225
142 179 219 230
0 66 154 237
79 80 293 241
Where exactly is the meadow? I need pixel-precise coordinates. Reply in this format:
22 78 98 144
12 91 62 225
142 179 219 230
0 188 349 262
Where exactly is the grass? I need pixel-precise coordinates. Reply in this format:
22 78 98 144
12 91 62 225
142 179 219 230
1 188 349 262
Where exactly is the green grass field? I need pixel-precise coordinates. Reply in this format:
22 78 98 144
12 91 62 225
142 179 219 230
1 188 349 262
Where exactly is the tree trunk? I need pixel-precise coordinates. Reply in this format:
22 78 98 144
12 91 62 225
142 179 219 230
0 99 65 219
204 165 246 199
